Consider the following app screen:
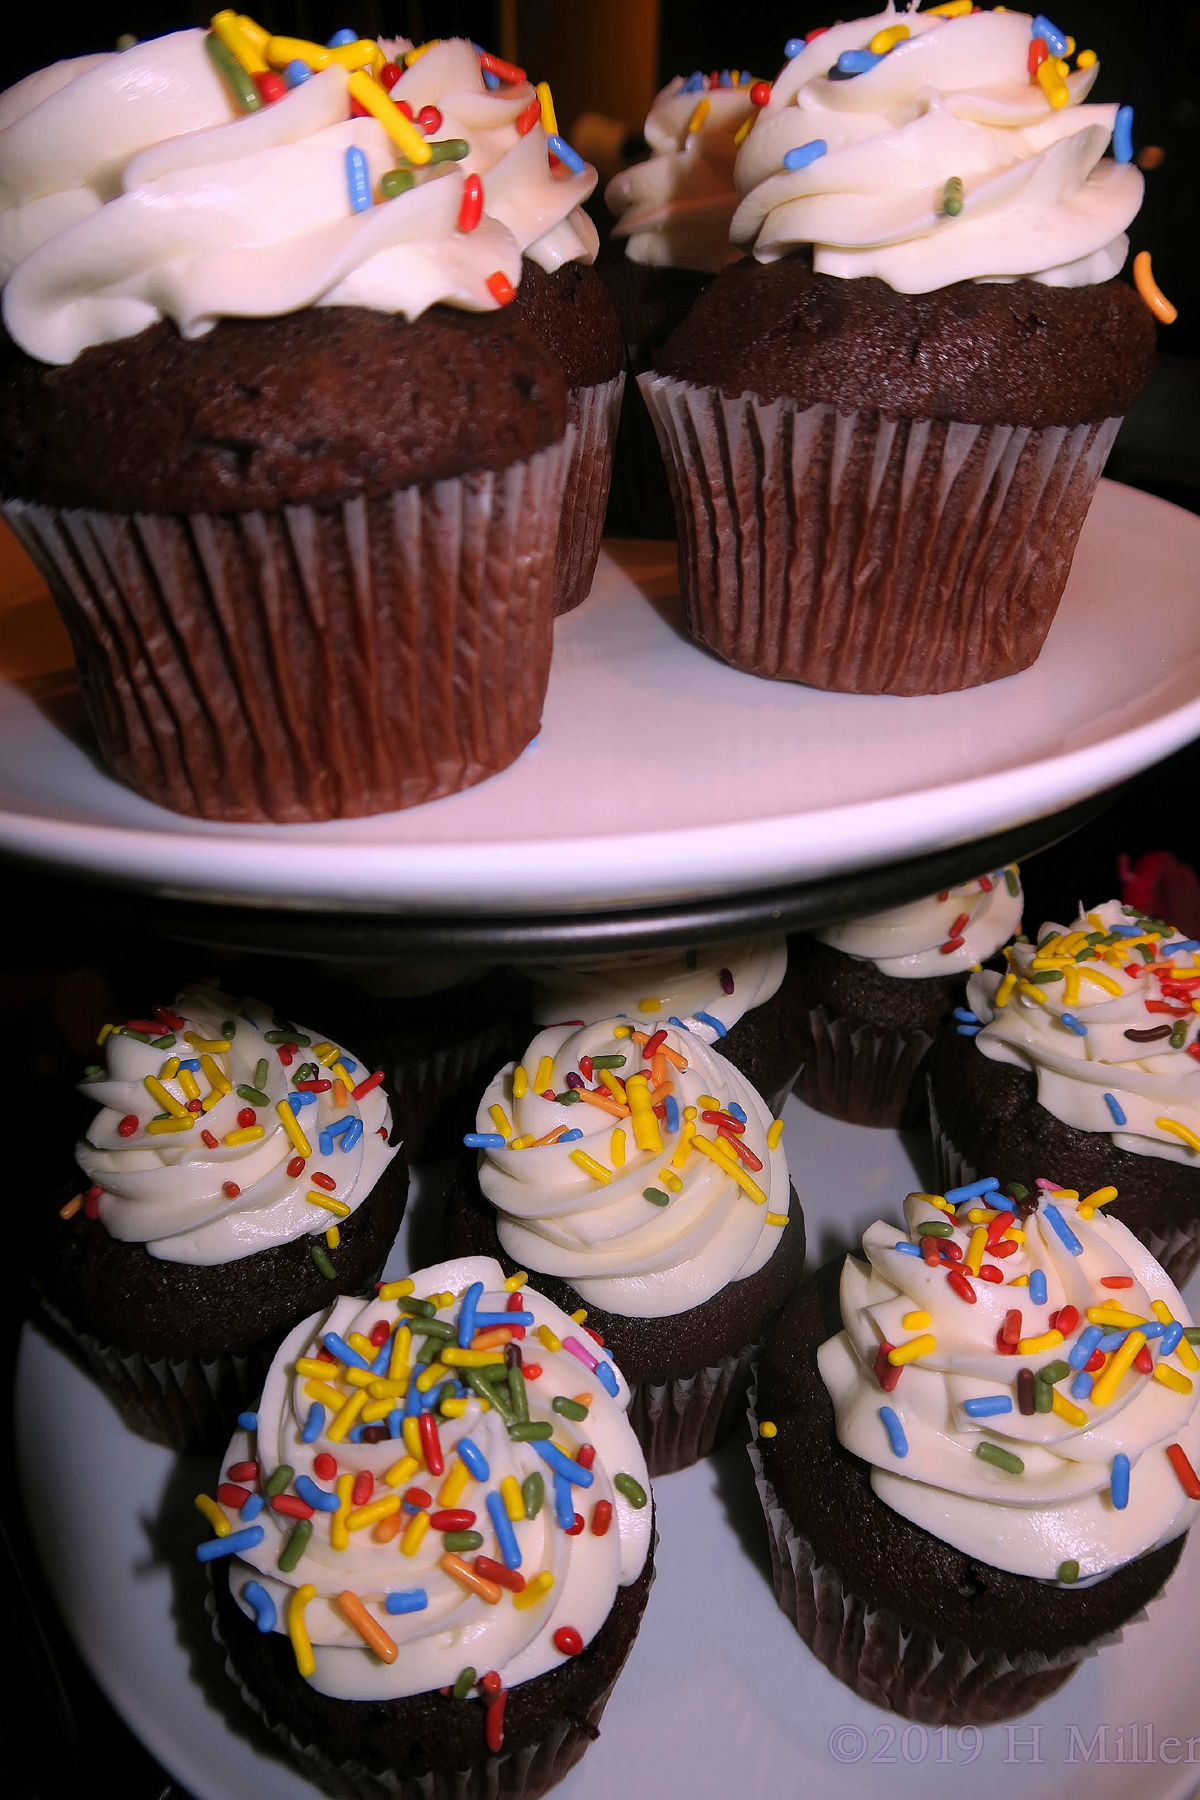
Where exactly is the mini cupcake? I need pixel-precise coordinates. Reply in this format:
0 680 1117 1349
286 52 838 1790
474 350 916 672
602 70 756 538
445 1017 805 1474
522 933 804 1113
792 865 1023 1127
205 1255 653 1800
642 7 1156 692
0 27 571 821
929 898 1200 1287
751 1185 1199 1724
35 982 406 1450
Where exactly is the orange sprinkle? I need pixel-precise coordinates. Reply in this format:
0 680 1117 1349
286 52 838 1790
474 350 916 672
471 1326 514 1350
336 1591 398 1663
577 1088 630 1119
1133 250 1177 324
530 1125 570 1147
441 1552 502 1604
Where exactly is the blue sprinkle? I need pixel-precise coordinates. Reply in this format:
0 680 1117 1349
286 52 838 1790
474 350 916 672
458 1283 483 1348
178 1057 202 1070
553 1470 576 1531
1069 1324 1105 1370
295 1475 341 1512
1032 14 1069 56
561 1128 584 1142
893 1241 924 1257
595 1359 619 1398
422 1381 452 1412
682 72 705 92
1108 923 1142 937
783 138 827 172
386 1588 428 1614
665 1094 680 1133
945 1177 1001 1203
1169 939 1200 955
243 1579 276 1634
1104 1092 1127 1126
284 58 312 88
340 1117 363 1152
348 1423 367 1442
1043 1204 1084 1256
1029 1268 1048 1306
196 1525 264 1562
482 67 500 88
835 48 883 75
693 1010 727 1036
388 1407 404 1438
1098 1328 1131 1354
1162 1322 1184 1356
957 1025 982 1036
474 1311 535 1328
1060 1013 1088 1036
547 133 585 174
237 1411 258 1431
345 145 371 214
341 1057 358 1073
292 1090 316 1108
719 69 732 87
486 1490 523 1568
371 1335 392 1374
301 1402 325 1443
325 1332 371 1370
784 38 804 58
319 1131 333 1154
1111 1451 1130 1510
464 1132 506 1148
327 27 357 47
952 1009 979 1024
240 1494 264 1522
1071 1370 1094 1400
457 1437 489 1481
1113 105 1134 165
535 1440 595 1487
728 1101 748 1123
404 1379 423 1418
964 1395 1012 1418
667 1016 689 1031
1140 1321 1167 1341
879 1405 908 1456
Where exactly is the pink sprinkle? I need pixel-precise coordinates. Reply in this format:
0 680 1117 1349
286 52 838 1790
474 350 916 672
1034 1178 1062 1191
562 1336 598 1373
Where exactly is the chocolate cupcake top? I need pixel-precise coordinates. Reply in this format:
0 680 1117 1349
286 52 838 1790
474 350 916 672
820 1182 1200 1582
606 72 756 274
731 7 1141 292
472 1018 792 1316
206 1255 651 1699
77 985 395 1265
525 933 787 1040
967 898 1200 1165
815 866 1022 978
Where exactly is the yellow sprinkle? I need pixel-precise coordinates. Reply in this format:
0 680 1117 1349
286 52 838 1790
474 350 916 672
1018 1329 1065 1355
534 1055 554 1093
331 1062 356 1093
501 1475 524 1521
1082 1186 1118 1209
1004 1227 1025 1243
1151 1300 1175 1324
415 1361 450 1392
435 1292 455 1309
144 1074 188 1119
569 1148 612 1184
625 1074 664 1154
613 1025 632 1038
1157 1116 1200 1154
367 1377 406 1399
402 1415 423 1463
609 1126 626 1167
869 22 910 53
404 38 439 65
538 1324 562 1352
1091 1330 1146 1408
330 1473 354 1551
671 1120 696 1170
1009 1274 1030 1287
195 1493 230 1537
513 1570 554 1611
441 1347 506 1368
265 34 330 70
176 1067 201 1101
1153 1363 1193 1396
385 1453 420 1489
210 10 268 73
287 1584 317 1678
347 1494 401 1532
439 1459 471 1506
1065 36 1075 54
683 1105 697 1121
512 1064 528 1099
692 1133 767 1203
440 1396 468 1418
764 1212 789 1226
733 113 754 147
888 1334 936 1367
1051 1389 1089 1428
184 1032 231 1052
686 96 710 137
598 1068 627 1102
907 1192 954 1213
360 1399 393 1422
342 1366 376 1389
488 1103 513 1141
966 1226 987 1276
303 1378 345 1411
536 79 557 135
758 1421 777 1438
992 970 1018 1007
967 1207 998 1224
326 1387 367 1443
235 15 270 52
767 1118 785 1150
504 1271 528 1292
313 1042 340 1066
305 1190 350 1217
325 1225 340 1249
1076 47 1097 68
510 1135 535 1151
1016 980 1049 1005
200 1051 231 1098
571 1308 587 1324
903 1310 932 1331
276 1100 312 1158
389 1324 411 1379
224 1124 264 1145
1055 56 1070 77
401 1510 431 1557
97 1022 115 1046
927 0 972 13
1086 1306 1147 1329
1078 965 1122 996
655 1168 683 1193
697 1094 720 1110
147 1115 196 1135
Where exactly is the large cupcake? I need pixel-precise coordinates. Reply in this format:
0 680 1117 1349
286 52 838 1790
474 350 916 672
0 28 572 821
751 1185 1200 1723
792 865 1022 1126
642 6 1156 693
36 982 405 1449
602 71 756 538
206 1255 653 1800
929 897 1200 1286
445 1016 805 1474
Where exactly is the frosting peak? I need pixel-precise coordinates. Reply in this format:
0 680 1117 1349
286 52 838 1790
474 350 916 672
525 934 786 1038
815 866 1022 977
606 74 756 272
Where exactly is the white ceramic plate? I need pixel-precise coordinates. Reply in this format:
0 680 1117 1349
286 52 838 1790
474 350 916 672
16 1094 1200 1800
2 480 1199 916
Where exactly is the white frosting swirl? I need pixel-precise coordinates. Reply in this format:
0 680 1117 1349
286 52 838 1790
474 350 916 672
477 1019 792 1317
0 31 595 364
731 6 1142 291
815 867 1022 977
525 934 786 1039
606 76 754 273
225 1256 651 1699
969 898 1200 1167
821 1192 1200 1580
77 985 395 1265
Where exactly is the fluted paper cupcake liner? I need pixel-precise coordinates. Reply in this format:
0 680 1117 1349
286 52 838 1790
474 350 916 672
640 372 1120 695
554 375 624 616
4 434 571 823
792 1007 933 1129
627 1340 758 1476
746 1384 1129 1726
928 1086 1200 1290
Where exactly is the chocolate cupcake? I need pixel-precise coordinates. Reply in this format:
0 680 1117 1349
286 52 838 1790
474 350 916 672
0 29 572 822
792 866 1022 1127
750 1186 1200 1724
445 1017 805 1474
204 1255 654 1800
35 982 406 1450
929 897 1200 1287
602 72 754 538
642 8 1156 693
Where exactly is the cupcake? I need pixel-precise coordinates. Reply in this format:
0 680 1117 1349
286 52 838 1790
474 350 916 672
205 1254 653 1800
445 1016 805 1474
602 71 755 538
641 7 1156 693
35 982 406 1450
750 1184 1200 1724
791 865 1023 1127
0 27 571 821
929 897 1200 1287
522 932 805 1113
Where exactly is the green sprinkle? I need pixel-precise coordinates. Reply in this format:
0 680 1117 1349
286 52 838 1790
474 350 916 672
1085 932 1107 945
416 1334 442 1366
311 1244 337 1280
508 1366 529 1423
464 1368 514 1424
1183 1327 1200 1345
508 1420 553 1441
427 137 469 162
552 1396 589 1421
557 1089 581 1106
411 1318 455 1340
83 1065 103 1079
522 1472 545 1517
643 1188 669 1207
916 1220 954 1237
613 1472 647 1508
254 1058 269 1090
151 1034 176 1049
1029 970 1063 984
975 1442 1024 1475
590 1055 627 1070
1040 1360 1071 1386
205 29 261 111
221 1020 238 1037
1007 1182 1029 1202
453 1666 477 1700
1034 1376 1054 1413
1058 1559 1080 1585
123 1028 153 1044
1139 943 1156 962
1170 1021 1188 1048
236 1085 270 1107
443 1531 484 1553
278 1517 312 1571
398 1296 438 1317
380 168 415 198
265 1464 295 1497
1005 869 1019 897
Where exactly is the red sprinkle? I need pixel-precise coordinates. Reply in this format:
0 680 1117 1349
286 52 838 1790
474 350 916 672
218 1483 250 1509
418 1412 444 1476
418 104 442 134
575 1444 596 1469
873 1341 902 1392
1054 1305 1080 1336
316 1345 337 1362
186 1098 203 1113
237 1107 256 1129
430 1510 476 1532
458 171 483 231
719 967 735 994
986 1210 1016 1248
1135 1346 1154 1375
991 1240 1018 1258
83 1189 101 1219
353 1069 385 1102
583 1329 605 1346
124 1020 162 1033
719 1129 763 1171
1085 1349 1105 1373
380 61 402 91
750 80 771 105
475 1555 525 1592
977 1264 1003 1284
368 1322 390 1349
578 1055 594 1082
153 1006 186 1030
516 95 541 134
478 50 526 82
702 1109 744 1132
1166 1442 1200 1500
1028 35 1049 75
522 1362 543 1381
271 1494 314 1520
978 876 993 892
479 1669 502 1698
485 1689 508 1753
253 70 286 104
938 1241 964 1261
404 1487 432 1511
349 97 368 116
311 1172 337 1192
553 1626 583 1656
1100 1276 1134 1288
352 1471 373 1507
506 1291 526 1312
947 1269 977 1304
202 1129 219 1149
940 936 965 955
565 1512 585 1536
313 1453 336 1480
805 24 829 40
222 1181 241 1198
118 1115 139 1138
1002 1309 1022 1346
947 912 970 939
590 1500 613 1536
996 1326 1018 1356
921 1237 943 1267
486 269 515 305
643 1029 668 1061
228 1460 258 1482
395 98 414 120
936 889 949 902
295 1079 332 1093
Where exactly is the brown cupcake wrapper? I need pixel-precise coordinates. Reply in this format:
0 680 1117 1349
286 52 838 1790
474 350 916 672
639 372 1120 695
928 1087 1200 1290
604 357 679 541
387 1012 521 1162
4 434 571 824
554 374 624 616
745 1384 1131 1726
792 1006 933 1129
627 1339 759 1476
